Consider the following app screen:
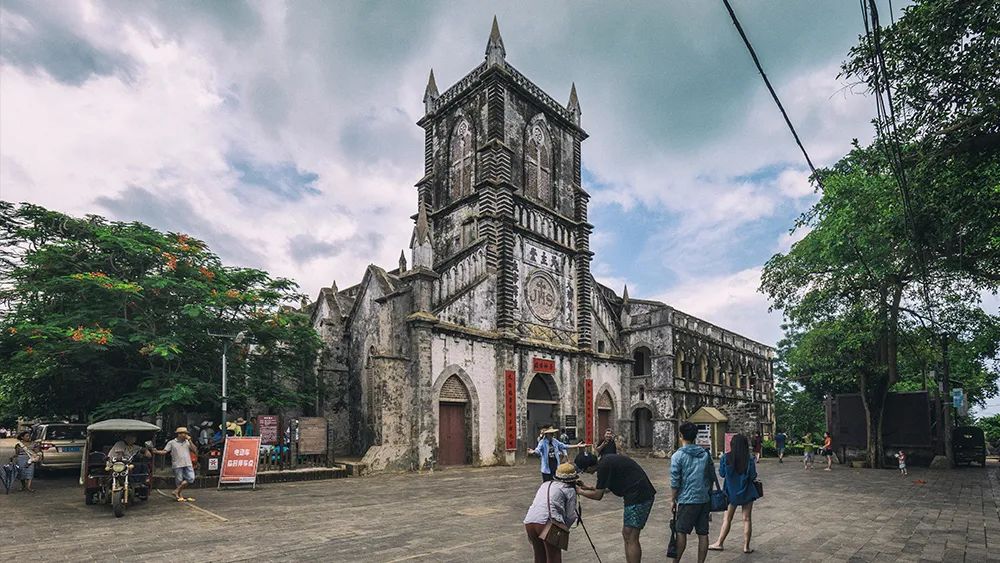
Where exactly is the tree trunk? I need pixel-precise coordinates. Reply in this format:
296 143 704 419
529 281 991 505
859 372 876 467
886 284 903 384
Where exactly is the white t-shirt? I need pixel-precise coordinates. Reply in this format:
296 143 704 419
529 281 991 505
163 438 196 469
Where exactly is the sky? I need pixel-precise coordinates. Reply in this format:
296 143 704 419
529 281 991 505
0 0 906 350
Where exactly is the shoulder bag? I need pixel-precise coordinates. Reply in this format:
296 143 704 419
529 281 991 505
753 479 764 499
708 456 728 512
539 482 570 550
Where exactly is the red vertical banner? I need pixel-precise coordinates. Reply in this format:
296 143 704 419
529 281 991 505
584 379 594 445
504 370 517 450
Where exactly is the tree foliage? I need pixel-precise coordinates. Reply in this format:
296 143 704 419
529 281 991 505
761 0 999 467
0 203 321 421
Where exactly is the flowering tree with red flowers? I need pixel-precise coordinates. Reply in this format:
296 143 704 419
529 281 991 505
0 202 321 421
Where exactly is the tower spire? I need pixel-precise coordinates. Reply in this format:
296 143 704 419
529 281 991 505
410 200 434 270
568 82 581 125
485 15 506 67
423 69 439 114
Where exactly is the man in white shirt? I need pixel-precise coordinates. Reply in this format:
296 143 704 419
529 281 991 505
152 427 199 501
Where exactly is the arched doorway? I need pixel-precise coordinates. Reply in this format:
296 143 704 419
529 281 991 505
634 407 653 447
438 375 471 466
527 374 558 443
597 390 615 438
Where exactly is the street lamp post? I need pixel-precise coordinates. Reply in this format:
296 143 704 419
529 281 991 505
208 331 246 447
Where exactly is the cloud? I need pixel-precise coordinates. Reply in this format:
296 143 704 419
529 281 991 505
0 0 136 85
653 267 780 346
1 2 887 346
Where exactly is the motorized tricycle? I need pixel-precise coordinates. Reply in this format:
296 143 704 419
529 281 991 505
79 419 160 517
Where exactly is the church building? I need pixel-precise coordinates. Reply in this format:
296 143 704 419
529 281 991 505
309 19 775 472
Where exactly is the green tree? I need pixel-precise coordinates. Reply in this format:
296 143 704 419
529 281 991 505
976 413 1000 445
761 0 999 467
0 203 322 421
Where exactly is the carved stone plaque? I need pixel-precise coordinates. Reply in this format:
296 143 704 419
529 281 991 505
525 271 559 322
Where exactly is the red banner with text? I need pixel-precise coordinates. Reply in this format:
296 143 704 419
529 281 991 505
504 370 517 450
584 379 594 445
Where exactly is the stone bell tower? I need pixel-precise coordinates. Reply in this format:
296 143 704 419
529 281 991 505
415 16 592 345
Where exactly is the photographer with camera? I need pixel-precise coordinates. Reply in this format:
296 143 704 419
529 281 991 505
574 451 656 563
523 462 580 562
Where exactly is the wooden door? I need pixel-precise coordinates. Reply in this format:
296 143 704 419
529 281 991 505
598 410 611 438
439 402 467 466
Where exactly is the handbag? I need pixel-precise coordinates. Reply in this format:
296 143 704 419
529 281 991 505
709 474 729 512
539 482 571 550
753 479 763 499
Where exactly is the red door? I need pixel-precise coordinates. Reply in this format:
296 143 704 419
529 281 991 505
598 410 611 438
439 402 467 466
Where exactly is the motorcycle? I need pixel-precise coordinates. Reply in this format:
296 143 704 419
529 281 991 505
80 419 160 517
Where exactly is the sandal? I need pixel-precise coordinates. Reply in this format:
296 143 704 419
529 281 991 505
708 545 724 551
176 497 187 502
184 497 196 502
743 548 755 554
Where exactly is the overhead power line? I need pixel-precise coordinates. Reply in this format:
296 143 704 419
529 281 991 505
720 0 822 185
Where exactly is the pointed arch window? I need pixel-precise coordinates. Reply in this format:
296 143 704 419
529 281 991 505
525 119 552 205
449 119 474 199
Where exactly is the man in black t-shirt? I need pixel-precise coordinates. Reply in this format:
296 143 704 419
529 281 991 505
575 452 656 563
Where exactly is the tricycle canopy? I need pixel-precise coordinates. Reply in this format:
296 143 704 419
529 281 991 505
86 419 161 433
80 419 160 484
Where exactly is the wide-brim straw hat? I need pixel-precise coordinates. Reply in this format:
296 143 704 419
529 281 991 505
541 428 560 435
235 417 247 425
175 427 189 435
554 463 579 482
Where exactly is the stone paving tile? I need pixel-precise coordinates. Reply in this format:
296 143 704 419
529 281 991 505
2 455 998 562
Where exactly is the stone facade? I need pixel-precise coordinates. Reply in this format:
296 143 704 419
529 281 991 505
308 20 774 472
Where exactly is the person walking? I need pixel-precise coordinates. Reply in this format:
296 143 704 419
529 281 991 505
708 434 759 554
152 427 199 501
523 462 580 563
669 422 714 563
245 417 256 437
774 430 787 463
751 432 763 462
529 428 568 482
596 428 618 458
14 431 40 492
574 451 656 563
801 433 815 470
821 432 834 471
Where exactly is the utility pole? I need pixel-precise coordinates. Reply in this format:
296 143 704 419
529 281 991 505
941 334 953 466
208 330 246 449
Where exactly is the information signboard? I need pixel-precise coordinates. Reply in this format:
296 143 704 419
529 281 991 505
257 415 279 445
297 417 327 455
219 437 262 487
696 424 712 450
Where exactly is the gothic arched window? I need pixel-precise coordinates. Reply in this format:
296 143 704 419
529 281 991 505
525 118 552 205
449 119 474 200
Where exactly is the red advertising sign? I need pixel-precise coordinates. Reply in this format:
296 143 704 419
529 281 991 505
725 432 737 453
584 379 594 444
505 370 517 450
533 358 556 374
257 415 279 445
219 437 262 485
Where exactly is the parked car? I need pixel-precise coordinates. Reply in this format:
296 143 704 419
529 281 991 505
31 423 88 470
952 426 987 467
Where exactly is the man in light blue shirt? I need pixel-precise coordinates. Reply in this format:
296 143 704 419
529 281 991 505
669 422 714 563
528 427 567 482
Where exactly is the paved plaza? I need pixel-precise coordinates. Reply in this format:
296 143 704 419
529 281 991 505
2 441 998 562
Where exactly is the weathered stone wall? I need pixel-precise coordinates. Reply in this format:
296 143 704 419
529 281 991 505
430 332 499 466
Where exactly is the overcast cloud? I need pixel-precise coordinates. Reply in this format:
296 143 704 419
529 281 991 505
1 0 896 347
